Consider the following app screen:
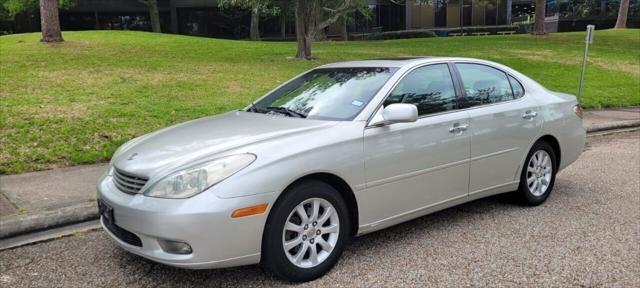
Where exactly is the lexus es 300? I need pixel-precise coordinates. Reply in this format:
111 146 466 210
97 57 585 282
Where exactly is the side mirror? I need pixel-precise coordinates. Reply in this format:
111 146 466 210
370 103 418 127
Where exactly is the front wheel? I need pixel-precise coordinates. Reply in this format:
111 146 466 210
261 180 351 282
517 141 557 206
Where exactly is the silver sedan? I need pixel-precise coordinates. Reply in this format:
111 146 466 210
97 57 585 282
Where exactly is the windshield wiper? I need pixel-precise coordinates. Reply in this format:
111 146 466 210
246 102 259 113
264 106 307 118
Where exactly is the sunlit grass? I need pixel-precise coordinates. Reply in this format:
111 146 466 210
0 29 638 174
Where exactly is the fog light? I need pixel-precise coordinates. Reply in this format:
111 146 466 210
158 239 192 255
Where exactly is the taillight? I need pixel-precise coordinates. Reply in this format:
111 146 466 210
573 104 583 118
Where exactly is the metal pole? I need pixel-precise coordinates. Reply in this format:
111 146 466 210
578 25 595 103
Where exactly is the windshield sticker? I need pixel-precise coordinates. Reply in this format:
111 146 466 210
351 100 364 107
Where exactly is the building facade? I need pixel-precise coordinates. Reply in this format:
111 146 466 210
405 0 512 30
5 0 638 38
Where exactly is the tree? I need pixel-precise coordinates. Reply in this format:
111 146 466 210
294 0 364 59
532 0 546 35
137 0 161 32
39 0 62 42
0 0 14 23
1 0 73 40
219 0 278 40
280 0 289 39
615 0 630 28
561 0 600 18
250 3 260 39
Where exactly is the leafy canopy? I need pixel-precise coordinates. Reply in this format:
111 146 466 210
1 0 75 19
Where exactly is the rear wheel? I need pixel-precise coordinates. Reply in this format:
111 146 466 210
262 180 350 282
517 141 557 206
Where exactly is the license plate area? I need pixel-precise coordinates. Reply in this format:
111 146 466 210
98 199 114 225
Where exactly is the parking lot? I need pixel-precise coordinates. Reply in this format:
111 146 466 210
1 131 638 287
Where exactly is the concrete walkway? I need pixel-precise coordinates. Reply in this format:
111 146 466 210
582 107 640 132
0 107 638 238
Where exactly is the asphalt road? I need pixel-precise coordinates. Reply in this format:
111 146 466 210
1 131 638 287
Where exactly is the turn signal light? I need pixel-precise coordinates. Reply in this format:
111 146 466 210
232 203 268 218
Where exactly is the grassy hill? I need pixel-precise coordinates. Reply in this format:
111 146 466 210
1 29 639 174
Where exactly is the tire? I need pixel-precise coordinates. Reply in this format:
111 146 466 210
517 141 557 206
261 180 351 282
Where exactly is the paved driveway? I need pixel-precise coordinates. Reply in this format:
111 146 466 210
1 131 638 287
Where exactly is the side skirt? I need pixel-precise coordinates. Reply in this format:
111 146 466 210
356 194 468 236
356 181 519 236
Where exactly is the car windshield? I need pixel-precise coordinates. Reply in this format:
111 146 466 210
249 67 398 120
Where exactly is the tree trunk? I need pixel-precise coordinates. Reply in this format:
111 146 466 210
533 0 546 35
39 0 63 42
250 4 260 40
340 16 348 41
148 0 161 33
280 0 288 40
294 0 350 59
295 0 312 59
532 0 546 35
614 0 630 28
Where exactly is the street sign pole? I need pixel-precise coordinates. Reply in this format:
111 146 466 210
578 25 595 103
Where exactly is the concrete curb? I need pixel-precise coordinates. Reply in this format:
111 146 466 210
1 120 638 240
585 119 640 133
0 202 98 239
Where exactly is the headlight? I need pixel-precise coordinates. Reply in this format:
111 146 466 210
144 154 256 199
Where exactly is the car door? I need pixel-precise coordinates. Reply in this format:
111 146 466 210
453 63 542 198
359 63 471 228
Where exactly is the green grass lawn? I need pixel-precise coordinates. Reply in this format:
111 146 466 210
1 29 639 174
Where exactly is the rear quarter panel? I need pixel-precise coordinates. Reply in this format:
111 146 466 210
536 91 586 171
495 62 586 172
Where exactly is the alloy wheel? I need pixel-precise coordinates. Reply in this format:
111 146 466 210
526 150 553 197
282 198 340 268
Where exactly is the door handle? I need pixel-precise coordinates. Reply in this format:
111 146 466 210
522 110 538 119
449 123 469 133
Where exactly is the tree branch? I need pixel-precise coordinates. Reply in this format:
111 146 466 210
316 0 353 30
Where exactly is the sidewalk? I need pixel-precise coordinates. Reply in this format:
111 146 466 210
1 107 639 238
0 164 107 238
582 107 640 132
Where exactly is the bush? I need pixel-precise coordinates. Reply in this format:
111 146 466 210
351 29 437 40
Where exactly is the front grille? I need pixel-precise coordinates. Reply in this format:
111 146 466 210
113 168 148 194
103 218 143 247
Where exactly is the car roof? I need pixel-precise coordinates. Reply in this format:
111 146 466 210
318 57 487 69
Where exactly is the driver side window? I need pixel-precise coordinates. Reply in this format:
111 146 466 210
383 64 457 116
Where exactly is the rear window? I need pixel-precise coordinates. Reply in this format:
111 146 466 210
508 75 525 99
455 63 515 107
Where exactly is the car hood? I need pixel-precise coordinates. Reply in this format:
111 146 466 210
111 111 337 177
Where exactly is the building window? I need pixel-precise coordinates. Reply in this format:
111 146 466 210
485 0 498 25
448 1 460 28
435 0 448 27
463 0 473 26
352 3 405 32
497 0 508 24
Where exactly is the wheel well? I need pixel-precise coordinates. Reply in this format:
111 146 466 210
537 135 561 168
284 173 359 237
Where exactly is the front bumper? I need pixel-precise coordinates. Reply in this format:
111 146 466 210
97 173 275 269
